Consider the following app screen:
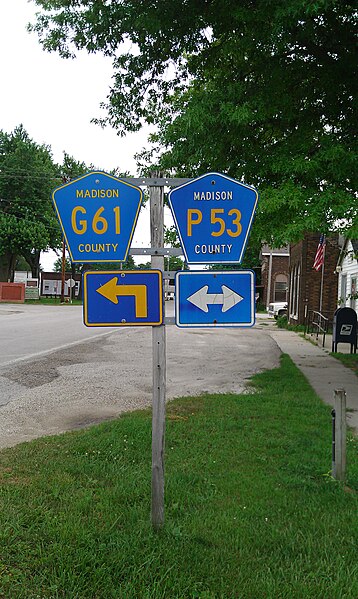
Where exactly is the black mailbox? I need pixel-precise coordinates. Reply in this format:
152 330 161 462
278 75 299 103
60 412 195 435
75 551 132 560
332 307 357 353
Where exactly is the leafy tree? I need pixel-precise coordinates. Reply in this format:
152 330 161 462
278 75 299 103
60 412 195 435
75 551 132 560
167 256 185 271
53 256 82 273
15 256 32 272
164 225 181 249
136 261 152 270
208 236 262 284
92 255 136 270
59 152 88 181
56 153 92 299
0 125 61 281
29 0 357 243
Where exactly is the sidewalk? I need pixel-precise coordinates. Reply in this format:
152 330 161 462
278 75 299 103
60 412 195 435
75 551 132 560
269 328 358 434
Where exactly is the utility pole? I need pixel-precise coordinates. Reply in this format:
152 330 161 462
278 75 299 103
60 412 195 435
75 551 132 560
60 238 66 303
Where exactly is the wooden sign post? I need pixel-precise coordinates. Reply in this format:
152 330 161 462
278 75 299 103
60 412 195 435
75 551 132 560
332 388 347 481
126 175 190 529
149 175 166 529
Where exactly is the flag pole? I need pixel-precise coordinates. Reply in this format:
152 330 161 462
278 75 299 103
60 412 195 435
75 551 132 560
319 243 326 313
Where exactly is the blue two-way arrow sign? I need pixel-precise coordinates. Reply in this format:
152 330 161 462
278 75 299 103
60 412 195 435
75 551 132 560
175 271 255 328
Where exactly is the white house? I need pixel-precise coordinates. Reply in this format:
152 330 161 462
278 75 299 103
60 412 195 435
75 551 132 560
336 238 358 312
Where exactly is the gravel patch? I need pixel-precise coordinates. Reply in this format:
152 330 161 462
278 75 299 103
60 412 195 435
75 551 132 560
0 324 280 448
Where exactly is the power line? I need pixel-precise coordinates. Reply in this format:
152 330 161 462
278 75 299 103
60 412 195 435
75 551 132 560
0 197 55 205
0 209 61 233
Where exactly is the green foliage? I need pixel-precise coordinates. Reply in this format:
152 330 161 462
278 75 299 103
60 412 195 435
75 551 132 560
0 125 61 280
331 352 358 376
277 314 289 328
29 0 357 243
92 255 136 270
164 224 181 248
277 314 306 332
59 152 88 180
167 255 185 271
208 235 262 281
14 256 31 272
53 256 70 273
53 256 82 273
136 260 152 270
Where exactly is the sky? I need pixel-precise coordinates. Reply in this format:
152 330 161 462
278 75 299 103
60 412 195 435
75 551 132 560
1 0 174 271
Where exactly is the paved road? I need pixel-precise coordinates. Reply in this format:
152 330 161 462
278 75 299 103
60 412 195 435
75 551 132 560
0 304 115 366
0 304 281 448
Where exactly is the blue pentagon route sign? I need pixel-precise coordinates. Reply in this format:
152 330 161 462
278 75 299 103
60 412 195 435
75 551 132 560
52 171 142 263
175 270 255 328
168 172 258 264
83 270 163 327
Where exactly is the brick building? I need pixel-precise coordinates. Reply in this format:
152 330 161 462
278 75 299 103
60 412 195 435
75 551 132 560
260 245 290 308
288 233 340 325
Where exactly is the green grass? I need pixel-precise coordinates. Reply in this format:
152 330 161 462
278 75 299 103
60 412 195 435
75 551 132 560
331 352 358 376
0 355 357 598
276 315 306 332
256 303 266 313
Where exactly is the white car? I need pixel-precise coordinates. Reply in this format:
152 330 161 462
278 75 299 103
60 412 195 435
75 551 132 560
267 302 288 319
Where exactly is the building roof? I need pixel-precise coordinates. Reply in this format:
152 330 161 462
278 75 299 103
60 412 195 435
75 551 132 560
261 245 290 256
337 238 358 266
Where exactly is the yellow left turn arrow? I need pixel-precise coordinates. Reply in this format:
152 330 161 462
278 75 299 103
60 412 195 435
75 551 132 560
96 277 147 318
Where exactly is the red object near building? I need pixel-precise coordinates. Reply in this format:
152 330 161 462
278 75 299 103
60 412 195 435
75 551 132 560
0 282 25 303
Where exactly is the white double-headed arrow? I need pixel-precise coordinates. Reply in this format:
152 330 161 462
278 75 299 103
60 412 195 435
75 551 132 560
187 285 244 313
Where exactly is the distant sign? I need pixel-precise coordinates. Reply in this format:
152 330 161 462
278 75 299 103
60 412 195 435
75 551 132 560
83 270 163 327
175 270 255 327
168 172 258 264
52 171 142 263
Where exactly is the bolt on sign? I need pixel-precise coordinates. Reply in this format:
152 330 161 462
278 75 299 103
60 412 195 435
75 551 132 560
168 172 259 265
52 171 143 263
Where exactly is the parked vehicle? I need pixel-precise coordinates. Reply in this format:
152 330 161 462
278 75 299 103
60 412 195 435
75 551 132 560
164 279 175 300
267 302 288 319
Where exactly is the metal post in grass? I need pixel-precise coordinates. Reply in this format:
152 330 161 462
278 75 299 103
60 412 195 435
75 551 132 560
332 389 346 481
150 172 166 529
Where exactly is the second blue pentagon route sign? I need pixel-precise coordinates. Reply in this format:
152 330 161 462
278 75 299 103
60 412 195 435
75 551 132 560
168 172 258 264
52 171 142 263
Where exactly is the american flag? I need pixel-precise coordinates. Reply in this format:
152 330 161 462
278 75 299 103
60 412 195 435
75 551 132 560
313 234 326 271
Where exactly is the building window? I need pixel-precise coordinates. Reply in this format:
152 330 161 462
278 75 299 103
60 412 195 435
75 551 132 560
295 264 300 317
289 264 300 319
289 269 294 315
274 275 288 302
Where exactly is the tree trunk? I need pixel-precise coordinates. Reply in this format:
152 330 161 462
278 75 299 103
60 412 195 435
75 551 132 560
23 250 41 279
71 262 77 299
0 253 14 282
78 263 91 301
9 254 17 282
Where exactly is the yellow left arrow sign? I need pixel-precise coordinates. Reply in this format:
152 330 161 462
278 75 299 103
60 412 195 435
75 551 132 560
96 277 147 318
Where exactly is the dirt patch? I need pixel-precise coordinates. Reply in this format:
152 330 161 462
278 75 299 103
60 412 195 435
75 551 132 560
2 336 116 388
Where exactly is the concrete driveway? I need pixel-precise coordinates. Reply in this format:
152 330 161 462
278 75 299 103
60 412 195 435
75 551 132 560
0 304 280 448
